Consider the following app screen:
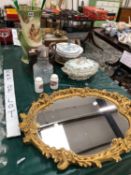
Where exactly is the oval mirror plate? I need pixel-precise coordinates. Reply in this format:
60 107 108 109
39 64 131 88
20 88 131 170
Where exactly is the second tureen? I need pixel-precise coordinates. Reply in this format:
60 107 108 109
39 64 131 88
62 57 99 80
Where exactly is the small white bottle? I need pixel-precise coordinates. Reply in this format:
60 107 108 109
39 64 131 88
50 74 59 90
34 77 44 93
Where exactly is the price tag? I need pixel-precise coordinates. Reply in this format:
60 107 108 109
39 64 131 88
12 29 21 46
120 51 131 69
4 69 21 138
28 11 34 17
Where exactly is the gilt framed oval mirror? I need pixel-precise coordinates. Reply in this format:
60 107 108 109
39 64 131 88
20 88 131 170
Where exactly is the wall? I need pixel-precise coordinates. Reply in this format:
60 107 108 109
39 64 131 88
122 0 131 7
128 1 131 7
2 0 131 9
0 0 28 7
66 0 89 10
0 0 89 9
0 0 44 8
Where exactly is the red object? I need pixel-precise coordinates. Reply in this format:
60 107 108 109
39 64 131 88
0 28 13 45
107 16 116 21
5 8 19 20
73 15 88 20
83 6 108 21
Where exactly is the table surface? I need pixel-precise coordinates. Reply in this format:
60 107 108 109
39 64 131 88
1 46 131 175
94 28 131 53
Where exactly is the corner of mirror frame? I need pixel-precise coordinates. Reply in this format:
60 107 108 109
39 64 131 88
20 88 131 170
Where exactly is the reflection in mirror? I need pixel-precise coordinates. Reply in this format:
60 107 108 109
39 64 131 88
37 96 129 155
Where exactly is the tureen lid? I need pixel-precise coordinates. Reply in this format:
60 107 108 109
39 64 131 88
62 57 99 80
64 57 99 72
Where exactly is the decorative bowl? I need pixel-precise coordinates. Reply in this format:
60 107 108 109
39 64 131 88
56 42 83 58
62 57 99 80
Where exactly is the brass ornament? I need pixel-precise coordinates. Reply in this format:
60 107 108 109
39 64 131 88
20 88 131 170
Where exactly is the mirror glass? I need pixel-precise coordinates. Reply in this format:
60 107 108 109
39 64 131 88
37 96 129 155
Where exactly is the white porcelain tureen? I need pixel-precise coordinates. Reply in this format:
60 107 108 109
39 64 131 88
62 57 99 80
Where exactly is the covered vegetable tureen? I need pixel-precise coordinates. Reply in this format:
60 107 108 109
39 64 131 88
62 57 99 80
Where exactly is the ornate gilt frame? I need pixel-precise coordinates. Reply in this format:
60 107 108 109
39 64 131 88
20 88 131 170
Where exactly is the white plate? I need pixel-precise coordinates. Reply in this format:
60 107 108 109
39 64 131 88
56 49 83 58
56 42 83 56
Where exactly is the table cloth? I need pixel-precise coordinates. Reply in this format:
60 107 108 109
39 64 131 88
1 46 131 175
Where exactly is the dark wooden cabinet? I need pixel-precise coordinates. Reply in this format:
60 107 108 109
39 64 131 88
117 7 131 22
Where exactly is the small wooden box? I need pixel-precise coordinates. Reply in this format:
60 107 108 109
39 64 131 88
43 28 68 46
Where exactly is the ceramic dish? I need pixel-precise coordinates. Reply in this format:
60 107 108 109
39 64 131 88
55 54 76 65
62 57 99 80
118 32 131 46
56 42 83 58
56 49 83 59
